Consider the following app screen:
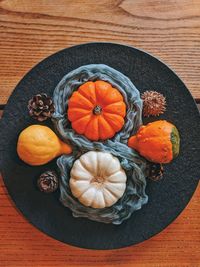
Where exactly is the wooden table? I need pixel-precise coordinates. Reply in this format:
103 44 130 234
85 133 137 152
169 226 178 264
0 1 199 266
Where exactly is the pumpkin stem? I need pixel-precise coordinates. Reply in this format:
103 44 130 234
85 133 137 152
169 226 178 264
91 176 104 184
93 105 102 115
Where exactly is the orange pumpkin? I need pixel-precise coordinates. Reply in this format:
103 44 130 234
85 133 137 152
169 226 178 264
67 80 126 141
128 120 180 164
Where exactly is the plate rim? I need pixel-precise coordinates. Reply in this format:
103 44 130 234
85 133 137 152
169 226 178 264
1 42 200 250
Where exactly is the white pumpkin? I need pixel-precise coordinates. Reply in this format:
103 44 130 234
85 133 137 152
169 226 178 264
69 151 127 209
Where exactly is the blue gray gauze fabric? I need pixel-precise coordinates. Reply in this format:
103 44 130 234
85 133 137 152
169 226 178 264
52 64 148 224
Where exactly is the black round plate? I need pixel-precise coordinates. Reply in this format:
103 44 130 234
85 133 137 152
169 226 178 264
0 43 200 250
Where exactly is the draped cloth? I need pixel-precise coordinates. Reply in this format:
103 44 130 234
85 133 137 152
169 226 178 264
52 64 148 224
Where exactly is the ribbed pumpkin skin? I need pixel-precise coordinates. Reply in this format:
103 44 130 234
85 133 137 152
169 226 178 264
69 151 127 209
67 81 126 141
128 120 180 164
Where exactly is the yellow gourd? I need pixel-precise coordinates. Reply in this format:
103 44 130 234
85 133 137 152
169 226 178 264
17 125 72 166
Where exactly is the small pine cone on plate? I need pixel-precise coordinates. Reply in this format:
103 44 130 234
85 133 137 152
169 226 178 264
28 93 55 121
148 163 164 181
37 171 58 193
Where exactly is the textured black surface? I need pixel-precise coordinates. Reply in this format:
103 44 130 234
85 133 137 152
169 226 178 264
0 43 200 250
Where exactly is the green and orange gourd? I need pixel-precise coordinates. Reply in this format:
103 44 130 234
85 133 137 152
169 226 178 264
128 120 180 164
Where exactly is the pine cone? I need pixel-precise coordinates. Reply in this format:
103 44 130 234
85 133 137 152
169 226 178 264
148 163 164 181
37 171 58 193
141 90 166 117
28 93 55 121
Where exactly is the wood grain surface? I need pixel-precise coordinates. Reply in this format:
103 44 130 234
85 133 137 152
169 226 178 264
0 0 200 266
0 0 200 105
0 170 199 267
